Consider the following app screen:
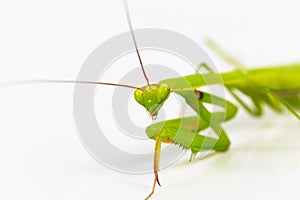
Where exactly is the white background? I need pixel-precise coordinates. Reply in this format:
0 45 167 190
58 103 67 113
0 0 300 199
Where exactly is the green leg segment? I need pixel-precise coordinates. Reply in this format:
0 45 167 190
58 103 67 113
146 90 238 160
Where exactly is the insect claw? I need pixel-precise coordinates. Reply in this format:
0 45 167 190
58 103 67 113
189 152 197 162
156 176 161 186
154 169 161 186
146 171 160 200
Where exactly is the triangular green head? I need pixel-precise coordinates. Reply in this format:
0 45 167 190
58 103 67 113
134 84 170 119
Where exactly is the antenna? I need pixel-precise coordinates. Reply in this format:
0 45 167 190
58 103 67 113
1 2 148 91
124 0 150 86
0 79 142 90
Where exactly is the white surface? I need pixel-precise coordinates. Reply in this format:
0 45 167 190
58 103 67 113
0 0 300 199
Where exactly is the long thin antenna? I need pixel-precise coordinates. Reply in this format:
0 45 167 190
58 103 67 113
0 79 142 90
124 0 150 86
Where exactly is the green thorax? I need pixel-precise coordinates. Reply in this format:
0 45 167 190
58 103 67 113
134 84 170 119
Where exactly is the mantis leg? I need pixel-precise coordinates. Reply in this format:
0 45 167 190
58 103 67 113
226 87 263 116
203 40 264 115
145 91 236 192
205 39 245 69
176 89 239 158
195 62 215 73
198 91 238 121
277 97 300 120
146 115 231 158
204 41 300 119
145 73 238 197
263 88 300 120
145 134 162 200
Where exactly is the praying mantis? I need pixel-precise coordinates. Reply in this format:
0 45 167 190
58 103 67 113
1 1 300 200
138 44 300 199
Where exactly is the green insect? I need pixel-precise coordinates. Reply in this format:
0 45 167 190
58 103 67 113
139 41 300 199
132 42 300 199
1 1 300 200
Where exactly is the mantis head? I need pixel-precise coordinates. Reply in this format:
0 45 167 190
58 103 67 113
134 84 170 120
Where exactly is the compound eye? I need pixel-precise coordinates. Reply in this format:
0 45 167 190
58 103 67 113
157 84 170 102
134 89 144 105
